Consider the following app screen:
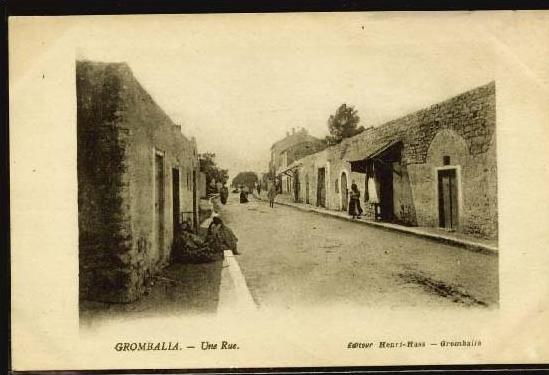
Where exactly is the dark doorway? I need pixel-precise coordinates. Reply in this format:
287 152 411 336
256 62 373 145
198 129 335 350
377 162 394 222
293 170 300 202
340 172 348 211
438 169 459 230
172 168 180 236
316 167 326 208
155 153 165 260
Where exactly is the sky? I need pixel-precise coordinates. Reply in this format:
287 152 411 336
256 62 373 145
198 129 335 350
73 12 502 178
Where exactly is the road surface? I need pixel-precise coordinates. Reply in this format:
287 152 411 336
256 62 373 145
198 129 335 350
220 192 498 310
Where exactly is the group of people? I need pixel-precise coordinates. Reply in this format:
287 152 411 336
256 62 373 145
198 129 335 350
243 180 278 208
172 216 239 264
235 176 361 217
173 177 366 264
240 182 264 202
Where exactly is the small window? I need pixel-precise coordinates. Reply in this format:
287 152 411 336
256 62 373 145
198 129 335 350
443 156 451 166
335 178 339 193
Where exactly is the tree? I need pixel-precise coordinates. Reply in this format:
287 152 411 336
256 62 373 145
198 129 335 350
199 153 229 194
231 171 259 190
325 103 365 146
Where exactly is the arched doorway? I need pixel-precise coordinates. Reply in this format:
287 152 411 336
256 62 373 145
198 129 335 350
340 172 348 211
426 129 468 231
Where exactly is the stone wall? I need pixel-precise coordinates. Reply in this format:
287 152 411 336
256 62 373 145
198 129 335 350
77 61 199 303
403 82 497 239
292 82 497 240
77 62 133 303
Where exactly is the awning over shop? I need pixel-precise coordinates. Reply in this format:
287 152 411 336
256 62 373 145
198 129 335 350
348 140 402 174
277 162 302 177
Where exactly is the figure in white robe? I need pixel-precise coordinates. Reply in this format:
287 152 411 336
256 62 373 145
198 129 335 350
367 176 380 204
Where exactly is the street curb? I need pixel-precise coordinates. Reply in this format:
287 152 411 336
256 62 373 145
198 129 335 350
223 250 257 311
254 194 498 255
208 197 258 311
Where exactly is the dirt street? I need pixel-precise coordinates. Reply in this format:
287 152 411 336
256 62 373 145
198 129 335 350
221 193 498 310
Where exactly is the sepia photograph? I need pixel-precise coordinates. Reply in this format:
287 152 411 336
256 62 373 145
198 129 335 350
8 10 549 371
76 17 498 325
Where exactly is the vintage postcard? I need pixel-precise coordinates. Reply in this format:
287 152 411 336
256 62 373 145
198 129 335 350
9 11 549 371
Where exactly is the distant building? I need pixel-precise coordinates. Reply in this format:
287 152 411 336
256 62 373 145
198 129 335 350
269 127 325 195
77 61 200 303
287 82 497 240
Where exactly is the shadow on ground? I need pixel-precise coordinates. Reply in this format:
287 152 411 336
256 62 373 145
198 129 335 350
80 261 223 326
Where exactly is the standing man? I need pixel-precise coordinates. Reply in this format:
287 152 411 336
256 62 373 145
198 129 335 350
220 185 229 205
268 180 277 208
257 181 262 195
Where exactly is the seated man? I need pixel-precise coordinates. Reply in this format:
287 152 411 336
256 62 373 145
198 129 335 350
173 219 223 263
239 188 248 203
206 216 239 255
